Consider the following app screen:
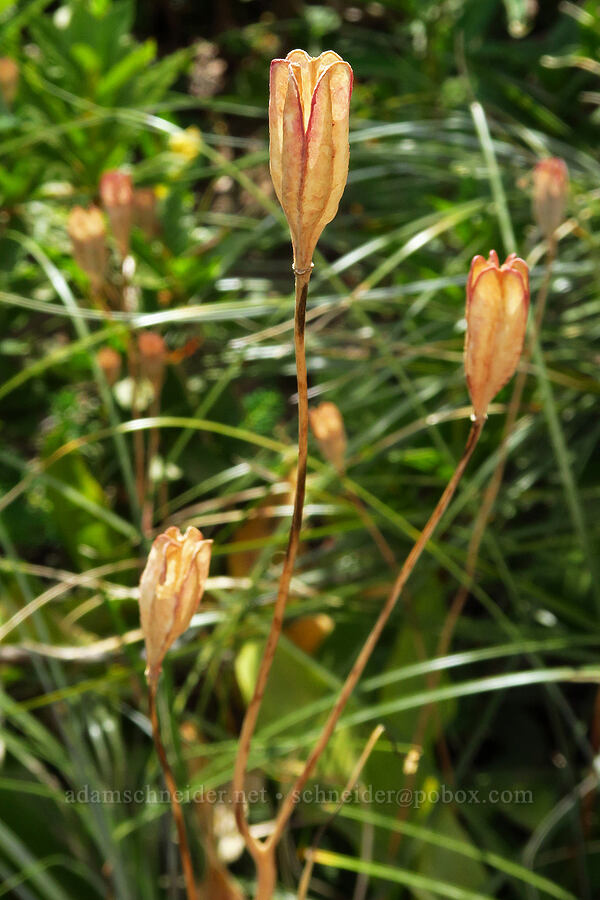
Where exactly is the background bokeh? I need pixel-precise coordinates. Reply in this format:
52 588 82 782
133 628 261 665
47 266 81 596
1 1 600 898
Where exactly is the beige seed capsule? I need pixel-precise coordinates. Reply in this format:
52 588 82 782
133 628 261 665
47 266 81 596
309 401 347 473
464 250 530 423
269 50 353 273
138 526 212 683
532 157 568 241
67 205 108 288
100 170 134 258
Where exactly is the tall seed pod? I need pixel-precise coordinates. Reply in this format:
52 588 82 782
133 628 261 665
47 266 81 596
532 157 568 242
67 206 108 288
464 250 530 423
309 401 347 473
269 50 353 273
133 187 159 238
138 331 167 393
234 52 352 899
100 170 134 258
138 525 212 684
140 526 212 900
0 57 18 106
96 347 121 386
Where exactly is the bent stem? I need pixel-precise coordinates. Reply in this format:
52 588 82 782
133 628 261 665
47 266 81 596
232 269 311 888
266 418 484 853
392 242 558 846
440 241 555 680
148 678 197 900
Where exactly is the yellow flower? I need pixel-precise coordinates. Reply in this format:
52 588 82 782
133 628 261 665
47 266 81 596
169 126 203 162
464 251 530 423
139 526 212 682
269 49 353 273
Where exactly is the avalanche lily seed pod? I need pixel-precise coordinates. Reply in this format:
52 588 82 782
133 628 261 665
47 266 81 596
464 250 530 423
532 157 568 241
67 205 108 288
269 49 353 274
100 170 134 259
139 526 212 683
309 401 347 473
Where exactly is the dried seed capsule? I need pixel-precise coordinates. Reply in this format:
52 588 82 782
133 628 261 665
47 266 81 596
138 331 167 391
139 526 212 683
0 58 19 106
133 187 159 238
100 170 134 258
96 347 121 386
269 50 353 273
464 250 530 422
309 401 347 473
532 157 568 241
67 205 107 288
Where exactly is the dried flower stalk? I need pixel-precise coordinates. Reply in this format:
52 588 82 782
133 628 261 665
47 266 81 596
232 48 352 900
139 526 212 900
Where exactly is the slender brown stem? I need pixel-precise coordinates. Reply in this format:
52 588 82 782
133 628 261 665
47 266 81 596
232 270 311 862
266 419 483 851
148 679 197 900
254 846 277 900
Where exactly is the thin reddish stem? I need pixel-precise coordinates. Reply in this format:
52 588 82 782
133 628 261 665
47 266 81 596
232 269 311 862
267 419 484 850
148 679 197 900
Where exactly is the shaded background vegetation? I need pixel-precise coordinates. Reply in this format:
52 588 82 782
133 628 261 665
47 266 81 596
1 0 600 897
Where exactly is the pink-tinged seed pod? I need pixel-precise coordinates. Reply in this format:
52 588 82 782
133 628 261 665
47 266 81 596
309 401 347 473
99 171 134 258
464 250 530 423
0 58 19 106
532 157 568 240
139 526 212 683
133 187 159 238
269 49 353 273
96 346 121 386
67 205 108 288
137 331 167 390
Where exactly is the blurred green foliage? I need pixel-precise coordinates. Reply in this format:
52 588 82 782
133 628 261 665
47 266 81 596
1 0 600 898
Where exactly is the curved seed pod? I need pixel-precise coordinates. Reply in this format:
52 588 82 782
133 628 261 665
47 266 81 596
465 250 530 422
139 526 212 683
269 49 353 272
